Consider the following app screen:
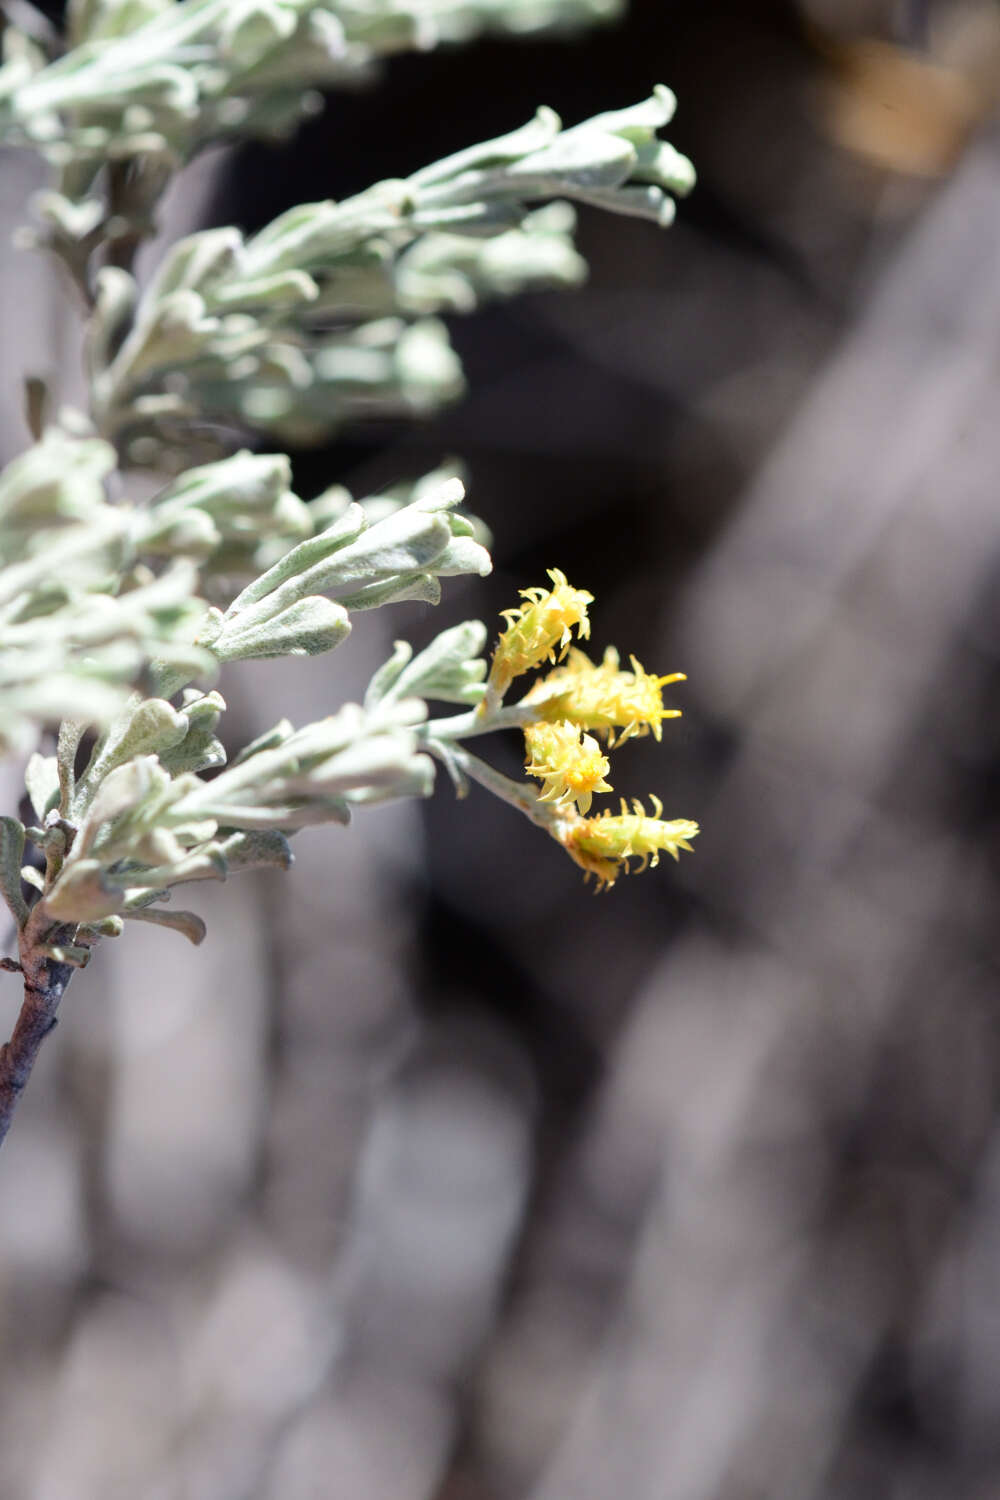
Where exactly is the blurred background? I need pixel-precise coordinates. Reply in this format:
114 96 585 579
4 0 1000 1495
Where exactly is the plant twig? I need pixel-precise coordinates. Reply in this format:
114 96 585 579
0 959 73 1148
420 702 542 742
436 742 560 833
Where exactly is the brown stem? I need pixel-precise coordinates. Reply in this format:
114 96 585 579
0 961 73 1150
104 160 144 278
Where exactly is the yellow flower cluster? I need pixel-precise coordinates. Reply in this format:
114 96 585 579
486 568 593 698
485 570 698 890
525 645 686 746
523 721 612 814
560 797 700 892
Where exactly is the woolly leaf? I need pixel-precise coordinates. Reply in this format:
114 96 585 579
24 753 60 822
0 817 29 929
124 906 207 944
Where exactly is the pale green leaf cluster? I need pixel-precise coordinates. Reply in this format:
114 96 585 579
0 0 622 167
78 89 692 460
7 614 490 958
0 430 491 755
0 430 215 754
0 0 694 1012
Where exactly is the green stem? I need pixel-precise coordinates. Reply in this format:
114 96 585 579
431 742 558 834
0 905 75 1150
420 700 540 743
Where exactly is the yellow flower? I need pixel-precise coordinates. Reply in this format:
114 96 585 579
525 646 685 746
558 795 699 891
487 569 593 699
523 721 613 814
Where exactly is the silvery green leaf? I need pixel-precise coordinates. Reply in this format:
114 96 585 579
0 715 35 758
123 905 206 943
215 828 292 872
24 753 61 822
393 205 586 314
221 482 478 632
74 754 168 849
73 753 208 867
56 718 85 810
31 189 105 243
114 288 222 381
381 620 488 706
297 732 430 797
408 106 561 189
405 88 694 223
83 915 125 938
220 0 299 68
300 508 453 599
152 451 294 519
223 502 367 616
471 130 637 200
87 267 140 374
76 694 189 802
157 689 226 775
345 756 433 804
43 857 121 922
178 467 484 626
69 0 174 46
567 183 676 226
334 571 443 612
240 182 409 278
44 943 93 968
584 84 677 139
422 0 622 41
0 427 116 544
424 731 470 797
307 484 354 530
0 816 29 928
2 0 619 178
171 703 435 829
632 140 697 196
136 450 312 568
212 594 351 661
0 678 131 753
363 640 412 710
26 49 198 115
140 506 221 559
145 227 243 300
198 799 352 832
208 268 319 310
430 532 491 578
0 25 48 94
130 843 227 887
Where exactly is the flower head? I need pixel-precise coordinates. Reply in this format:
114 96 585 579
523 720 613 814
557 795 699 891
526 646 685 745
487 568 592 699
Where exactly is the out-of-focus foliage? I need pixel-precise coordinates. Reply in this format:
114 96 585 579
77 90 692 461
0 0 624 166
0 435 493 758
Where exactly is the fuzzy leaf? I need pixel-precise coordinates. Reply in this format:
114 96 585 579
213 594 351 661
24 753 61 822
124 906 207 944
383 620 488 705
43 857 120 922
0 817 29 928
364 640 412 710
216 828 293 872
